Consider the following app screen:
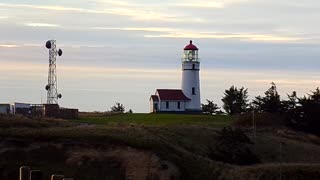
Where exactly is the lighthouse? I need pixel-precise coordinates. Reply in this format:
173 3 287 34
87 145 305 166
181 40 201 112
149 40 202 113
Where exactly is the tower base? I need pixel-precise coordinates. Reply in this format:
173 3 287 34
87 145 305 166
153 110 203 115
185 109 203 114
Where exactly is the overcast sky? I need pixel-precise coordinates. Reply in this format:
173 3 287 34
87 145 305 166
1 0 320 112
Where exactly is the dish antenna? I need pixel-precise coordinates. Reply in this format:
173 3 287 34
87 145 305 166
45 40 63 104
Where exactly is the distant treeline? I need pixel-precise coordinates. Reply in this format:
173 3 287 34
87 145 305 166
202 82 320 136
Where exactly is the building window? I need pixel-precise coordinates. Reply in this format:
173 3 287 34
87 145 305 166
166 101 169 109
177 102 181 109
192 64 195 70
192 87 196 95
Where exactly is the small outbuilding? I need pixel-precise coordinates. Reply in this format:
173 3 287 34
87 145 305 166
0 104 11 114
11 102 31 116
149 89 190 113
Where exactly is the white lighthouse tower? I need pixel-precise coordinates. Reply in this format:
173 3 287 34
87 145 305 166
181 40 201 112
149 40 202 113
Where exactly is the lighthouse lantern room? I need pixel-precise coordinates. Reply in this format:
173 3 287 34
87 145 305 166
183 40 199 62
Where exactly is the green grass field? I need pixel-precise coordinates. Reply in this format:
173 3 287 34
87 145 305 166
76 113 233 127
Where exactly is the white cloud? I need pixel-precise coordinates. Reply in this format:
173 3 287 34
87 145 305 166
0 62 178 80
0 43 47 48
22 44 42 47
174 2 224 8
91 27 178 33
0 16 8 20
0 44 20 48
107 8 180 21
89 0 136 7
0 3 85 12
25 22 60 27
172 0 251 8
0 3 182 22
0 3 83 12
91 27 301 42
145 32 302 42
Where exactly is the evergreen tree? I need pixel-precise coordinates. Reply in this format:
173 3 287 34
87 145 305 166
253 82 282 113
110 102 125 113
202 99 220 115
282 91 298 113
222 86 249 115
283 88 320 135
309 87 320 101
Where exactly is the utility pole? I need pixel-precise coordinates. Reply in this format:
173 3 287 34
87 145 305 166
252 103 256 139
279 141 284 180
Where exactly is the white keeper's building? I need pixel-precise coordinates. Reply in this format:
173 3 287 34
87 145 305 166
149 40 201 113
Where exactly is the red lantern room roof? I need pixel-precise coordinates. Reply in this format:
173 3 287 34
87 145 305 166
184 40 198 50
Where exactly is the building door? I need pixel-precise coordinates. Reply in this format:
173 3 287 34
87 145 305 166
153 103 158 112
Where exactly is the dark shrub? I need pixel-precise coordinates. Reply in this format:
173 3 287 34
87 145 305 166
233 112 286 128
209 127 260 165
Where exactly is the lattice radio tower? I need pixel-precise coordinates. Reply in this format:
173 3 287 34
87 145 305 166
45 40 63 104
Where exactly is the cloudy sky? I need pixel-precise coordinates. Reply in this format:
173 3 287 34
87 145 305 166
1 0 320 112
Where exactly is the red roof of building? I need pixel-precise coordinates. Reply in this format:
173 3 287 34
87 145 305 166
150 95 159 102
184 40 198 50
156 89 190 101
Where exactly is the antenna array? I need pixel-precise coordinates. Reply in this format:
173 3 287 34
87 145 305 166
45 40 63 104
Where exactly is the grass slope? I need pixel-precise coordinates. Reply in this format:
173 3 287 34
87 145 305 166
77 113 232 127
0 113 320 180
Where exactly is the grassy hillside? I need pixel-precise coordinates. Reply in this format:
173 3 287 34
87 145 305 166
0 113 320 180
77 113 233 126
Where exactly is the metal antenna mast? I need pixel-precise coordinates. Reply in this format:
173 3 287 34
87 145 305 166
45 40 63 104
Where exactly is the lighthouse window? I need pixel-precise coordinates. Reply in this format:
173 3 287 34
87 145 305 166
177 102 181 109
192 87 196 95
166 101 169 109
192 64 195 69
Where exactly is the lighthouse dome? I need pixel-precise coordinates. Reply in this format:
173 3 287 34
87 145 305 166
184 40 198 50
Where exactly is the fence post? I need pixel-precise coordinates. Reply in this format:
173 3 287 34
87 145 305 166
51 174 64 180
30 170 42 180
19 166 31 180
